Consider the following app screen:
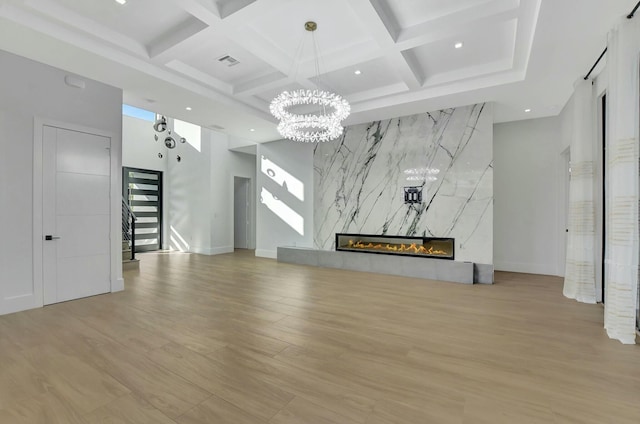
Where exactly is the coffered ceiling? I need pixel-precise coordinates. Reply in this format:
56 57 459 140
0 0 633 143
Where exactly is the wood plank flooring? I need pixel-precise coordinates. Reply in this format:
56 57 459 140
0 250 638 423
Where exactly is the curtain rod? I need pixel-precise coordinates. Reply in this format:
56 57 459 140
583 0 640 80
628 0 640 19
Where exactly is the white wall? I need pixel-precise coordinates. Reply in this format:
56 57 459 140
122 116 256 255
208 130 256 253
494 117 565 276
122 115 170 249
167 121 213 253
122 116 168 173
255 140 314 258
0 49 122 314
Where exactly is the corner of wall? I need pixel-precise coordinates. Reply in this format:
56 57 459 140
255 249 277 259
112 277 125 292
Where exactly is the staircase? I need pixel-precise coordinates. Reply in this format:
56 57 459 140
122 198 140 271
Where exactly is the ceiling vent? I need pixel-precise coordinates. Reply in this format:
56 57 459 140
209 124 225 130
217 55 240 67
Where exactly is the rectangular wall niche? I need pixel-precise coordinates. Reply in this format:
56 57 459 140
336 233 454 260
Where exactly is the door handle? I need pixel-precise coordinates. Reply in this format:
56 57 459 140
45 235 61 240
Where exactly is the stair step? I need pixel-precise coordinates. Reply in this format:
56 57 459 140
121 249 133 261
122 258 140 271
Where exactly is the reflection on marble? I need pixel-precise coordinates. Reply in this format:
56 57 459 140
313 104 493 264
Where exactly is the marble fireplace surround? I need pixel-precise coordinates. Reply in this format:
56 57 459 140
313 103 493 265
310 103 494 283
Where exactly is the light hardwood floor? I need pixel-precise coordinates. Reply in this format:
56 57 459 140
0 250 638 423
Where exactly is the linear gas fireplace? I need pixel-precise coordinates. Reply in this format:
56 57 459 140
336 233 454 260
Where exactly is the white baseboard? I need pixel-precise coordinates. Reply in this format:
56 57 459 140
0 294 41 316
112 277 124 292
255 249 277 259
191 246 234 255
210 246 234 255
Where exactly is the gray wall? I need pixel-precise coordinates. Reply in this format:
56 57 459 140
0 49 122 314
255 140 315 258
493 116 565 276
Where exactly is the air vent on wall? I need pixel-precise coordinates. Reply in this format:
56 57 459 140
217 55 240 67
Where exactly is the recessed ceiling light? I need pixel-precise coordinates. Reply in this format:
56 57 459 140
115 0 127 4
185 107 192 111
354 70 362 75
525 108 531 113
454 42 463 49
250 128 255 132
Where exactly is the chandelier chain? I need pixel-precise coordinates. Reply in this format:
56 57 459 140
311 31 324 116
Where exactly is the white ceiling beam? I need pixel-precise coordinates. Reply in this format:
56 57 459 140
347 82 408 104
423 59 515 87
346 0 397 48
161 0 310 91
216 0 296 27
233 38 384 96
511 0 542 73
21 0 147 57
217 0 257 19
233 71 287 96
0 3 274 122
145 0 223 62
388 52 423 89
164 60 233 94
396 0 520 50
160 0 221 25
351 69 523 114
147 17 208 58
346 0 422 89
367 0 401 41
144 22 216 64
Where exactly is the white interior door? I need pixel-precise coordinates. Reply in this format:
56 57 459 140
42 126 111 305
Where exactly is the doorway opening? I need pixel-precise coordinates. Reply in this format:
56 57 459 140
123 167 163 252
234 177 252 250
600 93 607 304
560 147 570 275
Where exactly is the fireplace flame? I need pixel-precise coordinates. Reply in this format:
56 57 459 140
347 240 448 256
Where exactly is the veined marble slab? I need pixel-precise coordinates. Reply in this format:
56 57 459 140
313 104 493 264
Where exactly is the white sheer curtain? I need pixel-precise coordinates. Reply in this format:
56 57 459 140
605 17 640 344
563 80 596 303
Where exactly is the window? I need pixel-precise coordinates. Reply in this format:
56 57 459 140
122 104 155 122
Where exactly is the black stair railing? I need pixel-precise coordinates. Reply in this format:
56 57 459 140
121 197 136 261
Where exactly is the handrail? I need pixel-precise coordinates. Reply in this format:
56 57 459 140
122 197 137 220
121 197 136 261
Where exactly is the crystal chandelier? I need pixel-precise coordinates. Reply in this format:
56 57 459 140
270 21 350 143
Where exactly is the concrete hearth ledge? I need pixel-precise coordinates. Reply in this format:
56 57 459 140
277 247 494 285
